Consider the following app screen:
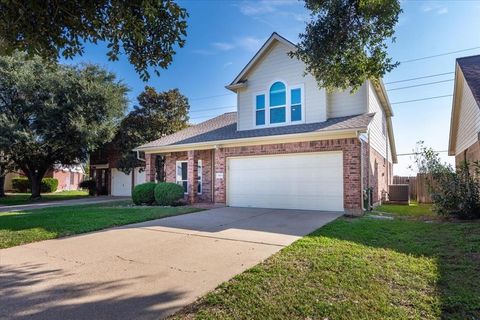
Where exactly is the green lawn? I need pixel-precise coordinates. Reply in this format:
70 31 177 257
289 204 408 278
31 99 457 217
0 190 90 206
0 201 202 249
374 201 436 218
172 205 480 320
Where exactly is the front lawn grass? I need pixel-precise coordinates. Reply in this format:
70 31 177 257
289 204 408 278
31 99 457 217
0 201 202 249
0 190 90 206
172 212 480 319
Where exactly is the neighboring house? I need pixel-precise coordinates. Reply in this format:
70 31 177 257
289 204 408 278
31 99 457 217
89 144 145 196
4 165 85 192
449 54 480 165
135 33 397 214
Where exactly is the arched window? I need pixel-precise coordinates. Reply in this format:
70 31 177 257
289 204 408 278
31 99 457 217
269 82 286 124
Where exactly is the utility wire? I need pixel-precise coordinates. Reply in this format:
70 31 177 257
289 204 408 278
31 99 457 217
384 71 454 84
397 151 448 156
189 93 234 101
400 46 480 63
387 79 454 91
391 94 453 105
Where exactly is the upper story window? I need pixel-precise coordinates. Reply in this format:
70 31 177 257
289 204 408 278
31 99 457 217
269 82 286 124
255 81 303 127
255 94 265 125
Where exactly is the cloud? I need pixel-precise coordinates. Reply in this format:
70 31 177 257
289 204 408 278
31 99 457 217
223 62 233 68
212 42 236 51
421 2 448 15
195 36 265 56
236 0 297 16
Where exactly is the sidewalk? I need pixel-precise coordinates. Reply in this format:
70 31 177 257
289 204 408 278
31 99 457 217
0 196 131 212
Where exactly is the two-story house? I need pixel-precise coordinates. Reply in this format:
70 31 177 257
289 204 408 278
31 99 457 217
449 54 480 165
135 33 397 215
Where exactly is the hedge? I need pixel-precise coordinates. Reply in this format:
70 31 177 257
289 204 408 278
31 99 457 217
132 182 157 205
154 182 184 206
11 177 59 193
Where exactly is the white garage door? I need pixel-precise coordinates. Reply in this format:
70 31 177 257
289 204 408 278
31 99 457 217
227 152 344 211
111 169 132 196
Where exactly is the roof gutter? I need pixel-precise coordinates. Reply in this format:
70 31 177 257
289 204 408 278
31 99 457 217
134 127 367 154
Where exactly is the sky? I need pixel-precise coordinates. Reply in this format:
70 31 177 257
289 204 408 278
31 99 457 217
65 0 480 176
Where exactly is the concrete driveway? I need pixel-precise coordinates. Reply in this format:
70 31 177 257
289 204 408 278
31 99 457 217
0 207 343 320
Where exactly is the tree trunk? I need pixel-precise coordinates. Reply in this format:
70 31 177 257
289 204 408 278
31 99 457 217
0 175 5 198
29 174 43 200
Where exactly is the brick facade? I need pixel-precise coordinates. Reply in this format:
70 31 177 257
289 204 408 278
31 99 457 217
368 146 391 204
455 140 480 166
161 138 364 214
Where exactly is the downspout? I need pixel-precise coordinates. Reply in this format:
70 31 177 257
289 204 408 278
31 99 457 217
136 150 146 162
357 129 368 211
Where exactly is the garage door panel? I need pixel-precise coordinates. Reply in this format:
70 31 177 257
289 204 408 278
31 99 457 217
111 169 132 196
227 152 344 211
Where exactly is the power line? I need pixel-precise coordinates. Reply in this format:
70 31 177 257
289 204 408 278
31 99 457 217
384 71 454 84
391 94 452 105
400 46 480 63
387 78 454 91
189 105 236 113
190 93 234 101
397 150 448 156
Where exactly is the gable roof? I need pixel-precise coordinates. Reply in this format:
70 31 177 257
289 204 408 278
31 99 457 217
135 112 375 152
225 32 296 92
448 55 480 155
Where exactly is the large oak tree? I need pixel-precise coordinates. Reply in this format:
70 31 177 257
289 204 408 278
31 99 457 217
292 0 401 92
0 1 188 80
0 53 128 199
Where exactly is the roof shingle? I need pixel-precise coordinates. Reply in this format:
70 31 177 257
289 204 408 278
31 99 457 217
457 55 480 107
136 112 374 150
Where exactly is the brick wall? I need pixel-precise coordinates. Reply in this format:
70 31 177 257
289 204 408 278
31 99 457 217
213 138 363 214
455 140 480 166
368 146 390 204
164 150 213 202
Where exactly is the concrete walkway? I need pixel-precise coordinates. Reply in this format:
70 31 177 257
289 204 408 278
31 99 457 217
0 196 131 212
0 207 343 320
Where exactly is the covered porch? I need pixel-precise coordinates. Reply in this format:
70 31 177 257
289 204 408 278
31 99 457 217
144 149 218 204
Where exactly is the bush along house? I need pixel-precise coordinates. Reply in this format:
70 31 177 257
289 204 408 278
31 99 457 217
134 33 397 215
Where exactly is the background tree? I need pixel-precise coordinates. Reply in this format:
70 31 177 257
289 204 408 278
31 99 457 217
115 86 190 175
0 1 188 81
0 152 15 197
0 53 128 199
292 0 402 92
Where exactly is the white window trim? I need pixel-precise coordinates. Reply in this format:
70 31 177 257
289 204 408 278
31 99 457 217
253 81 305 128
175 160 203 195
176 160 188 194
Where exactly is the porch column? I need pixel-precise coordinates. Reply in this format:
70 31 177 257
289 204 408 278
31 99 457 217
187 150 198 203
145 153 156 182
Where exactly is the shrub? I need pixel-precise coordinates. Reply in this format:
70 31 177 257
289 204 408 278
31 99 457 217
12 177 59 193
12 178 29 193
41 178 58 193
132 182 157 205
154 182 184 206
79 179 96 196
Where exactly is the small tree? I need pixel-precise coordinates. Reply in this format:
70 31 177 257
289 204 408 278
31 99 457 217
0 53 128 199
411 141 480 218
292 0 401 92
115 87 189 174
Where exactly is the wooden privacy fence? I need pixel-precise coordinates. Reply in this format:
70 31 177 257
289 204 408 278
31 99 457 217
392 174 432 203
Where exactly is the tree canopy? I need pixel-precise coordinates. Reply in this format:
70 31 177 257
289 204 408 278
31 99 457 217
115 86 190 174
0 1 188 81
292 0 401 92
0 53 128 198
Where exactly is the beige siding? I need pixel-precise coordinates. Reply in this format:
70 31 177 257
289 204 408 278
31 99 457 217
237 42 327 131
367 82 388 159
455 74 480 155
327 84 368 118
